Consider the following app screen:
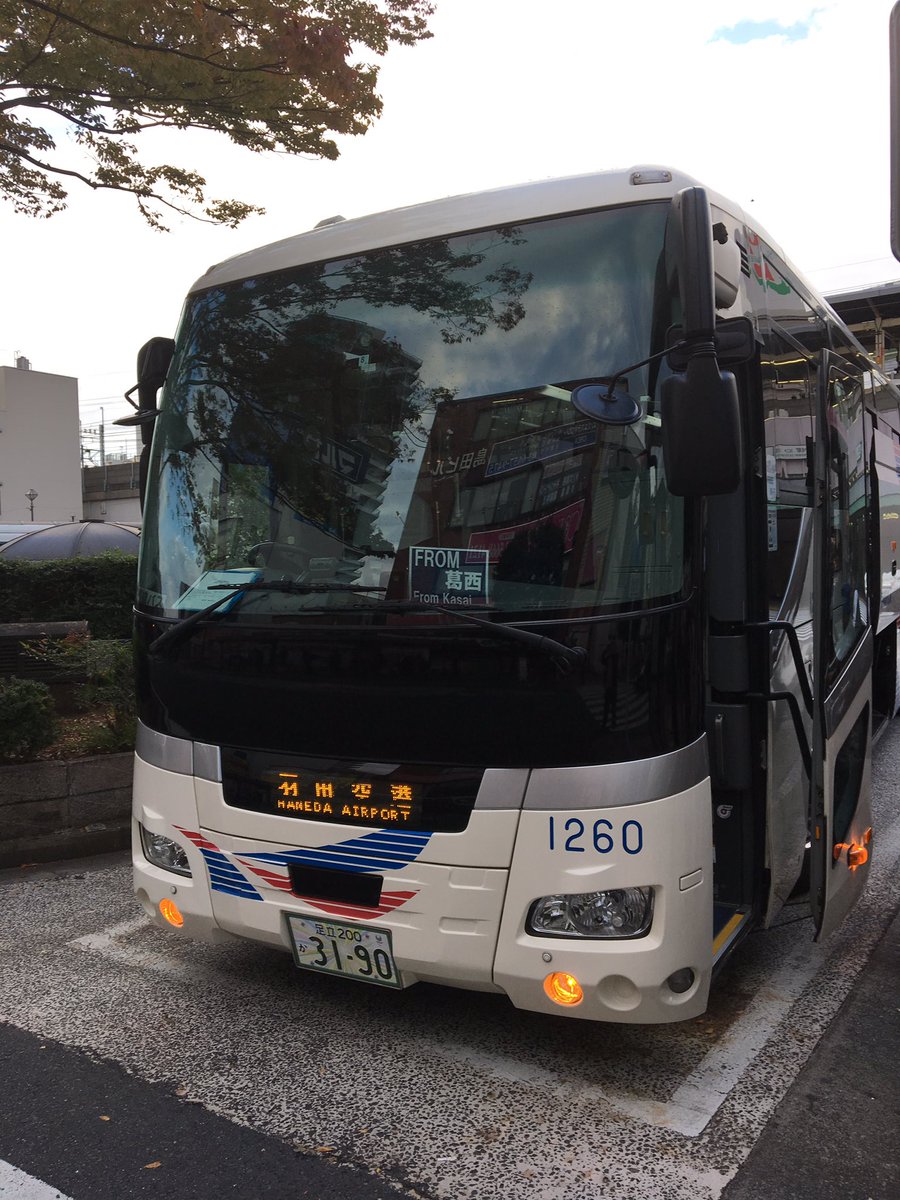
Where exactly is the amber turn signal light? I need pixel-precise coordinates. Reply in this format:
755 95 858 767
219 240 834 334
833 842 869 871
543 971 584 1007
159 898 185 927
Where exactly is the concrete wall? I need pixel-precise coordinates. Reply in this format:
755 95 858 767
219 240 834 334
0 366 83 524
0 753 131 868
82 462 142 524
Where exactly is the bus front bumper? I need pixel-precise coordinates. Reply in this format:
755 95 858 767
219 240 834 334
133 756 714 1023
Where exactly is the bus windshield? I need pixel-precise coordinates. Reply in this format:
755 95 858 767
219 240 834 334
138 201 688 619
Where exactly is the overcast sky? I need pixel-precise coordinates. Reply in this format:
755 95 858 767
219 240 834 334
1 0 897 454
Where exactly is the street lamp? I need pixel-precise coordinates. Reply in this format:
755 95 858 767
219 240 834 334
25 488 38 521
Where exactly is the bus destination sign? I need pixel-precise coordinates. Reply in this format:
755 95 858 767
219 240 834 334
408 545 489 606
266 768 423 828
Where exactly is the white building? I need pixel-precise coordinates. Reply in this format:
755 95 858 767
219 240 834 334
0 362 83 524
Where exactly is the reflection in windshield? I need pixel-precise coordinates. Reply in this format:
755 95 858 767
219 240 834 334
139 202 686 618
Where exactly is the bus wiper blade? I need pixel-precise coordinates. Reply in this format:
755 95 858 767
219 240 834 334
376 602 587 670
148 580 386 656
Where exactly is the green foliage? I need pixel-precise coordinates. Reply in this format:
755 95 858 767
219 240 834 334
0 553 136 638
0 675 56 761
0 1 434 228
25 634 136 752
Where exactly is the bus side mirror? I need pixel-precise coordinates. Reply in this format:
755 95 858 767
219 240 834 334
115 337 175 511
117 336 175 442
662 188 742 496
661 359 742 495
135 338 175 416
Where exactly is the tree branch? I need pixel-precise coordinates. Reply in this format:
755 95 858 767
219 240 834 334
21 1 291 76
10 10 61 80
0 137 218 223
0 0 434 226
0 96 171 134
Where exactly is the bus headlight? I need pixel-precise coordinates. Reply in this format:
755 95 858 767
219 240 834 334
527 887 653 938
140 826 192 877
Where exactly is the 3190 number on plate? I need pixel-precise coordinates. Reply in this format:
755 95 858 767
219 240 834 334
286 914 402 988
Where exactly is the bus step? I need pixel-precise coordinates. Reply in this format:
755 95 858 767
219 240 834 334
713 904 751 962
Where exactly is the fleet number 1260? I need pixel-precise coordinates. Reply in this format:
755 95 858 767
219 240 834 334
548 816 644 855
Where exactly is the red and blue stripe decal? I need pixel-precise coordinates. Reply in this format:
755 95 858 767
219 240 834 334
241 829 433 874
175 826 432 918
175 827 263 901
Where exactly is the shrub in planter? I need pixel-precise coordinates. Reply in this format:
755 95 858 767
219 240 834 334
0 676 56 761
25 635 135 754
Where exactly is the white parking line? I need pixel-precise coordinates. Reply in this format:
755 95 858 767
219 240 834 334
68 914 204 980
66 803 900 1154
436 805 900 1141
69 913 149 951
610 933 829 1135
627 806 900 1135
0 1159 72 1199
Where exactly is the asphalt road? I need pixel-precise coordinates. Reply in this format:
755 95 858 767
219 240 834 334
1 724 899 1200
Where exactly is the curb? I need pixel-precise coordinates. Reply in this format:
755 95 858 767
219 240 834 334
0 819 131 869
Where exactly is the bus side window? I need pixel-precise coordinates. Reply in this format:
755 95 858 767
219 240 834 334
823 372 868 682
763 334 814 621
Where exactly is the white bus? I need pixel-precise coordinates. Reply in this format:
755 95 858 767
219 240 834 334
127 166 900 1022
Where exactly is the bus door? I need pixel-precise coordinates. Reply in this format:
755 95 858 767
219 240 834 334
810 352 873 940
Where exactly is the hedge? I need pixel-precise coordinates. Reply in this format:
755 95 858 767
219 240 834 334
0 553 136 638
0 676 56 760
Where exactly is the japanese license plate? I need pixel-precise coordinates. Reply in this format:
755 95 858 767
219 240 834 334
286 913 402 988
